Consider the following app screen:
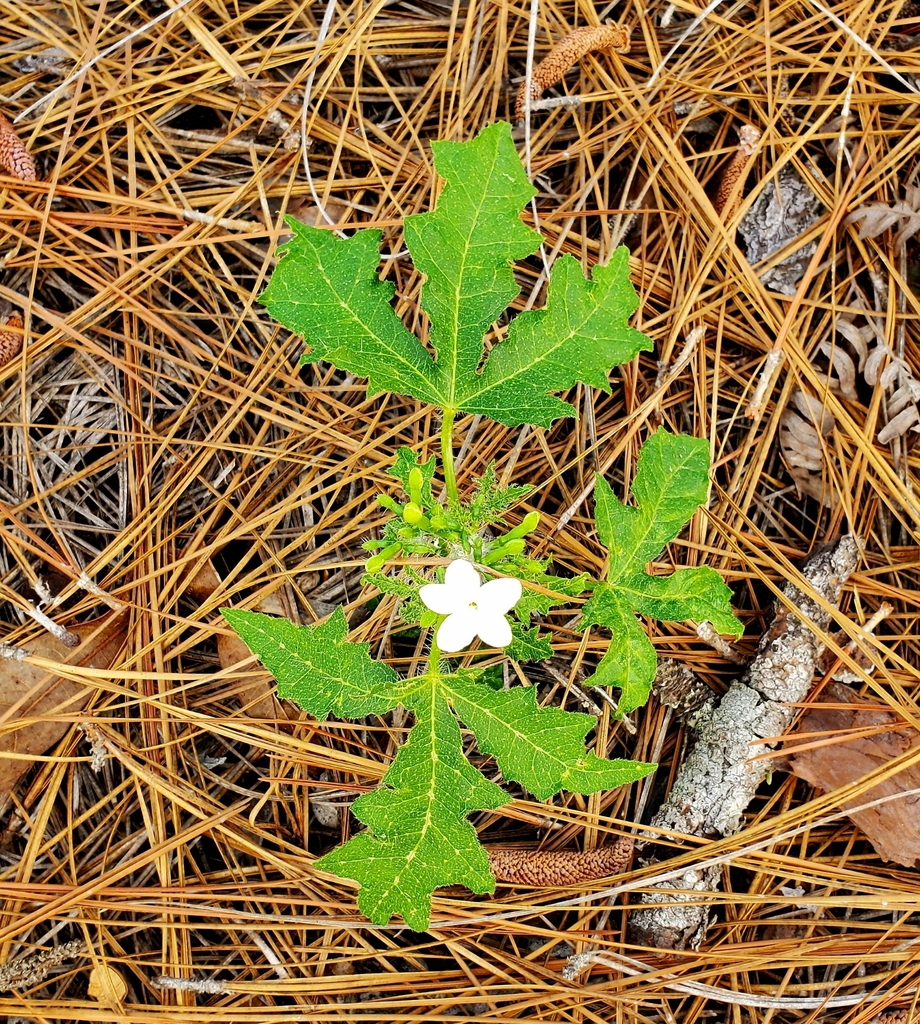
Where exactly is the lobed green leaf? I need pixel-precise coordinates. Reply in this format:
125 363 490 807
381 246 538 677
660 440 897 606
317 679 507 930
259 121 652 429
446 673 654 800
582 428 742 713
220 606 409 719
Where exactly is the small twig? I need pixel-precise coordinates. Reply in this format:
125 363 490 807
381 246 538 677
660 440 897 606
24 604 79 647
696 620 743 662
564 946 915 1011
180 208 261 232
154 975 230 995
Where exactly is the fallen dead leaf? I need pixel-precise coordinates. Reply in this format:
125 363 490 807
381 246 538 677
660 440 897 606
780 681 920 867
87 962 128 1002
0 610 128 793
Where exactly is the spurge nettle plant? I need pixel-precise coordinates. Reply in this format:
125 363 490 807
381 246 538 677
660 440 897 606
222 121 742 930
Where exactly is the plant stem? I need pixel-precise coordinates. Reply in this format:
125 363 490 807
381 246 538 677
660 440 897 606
440 407 459 505
428 629 443 675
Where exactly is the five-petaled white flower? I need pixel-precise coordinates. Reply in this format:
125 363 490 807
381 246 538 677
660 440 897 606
418 558 522 653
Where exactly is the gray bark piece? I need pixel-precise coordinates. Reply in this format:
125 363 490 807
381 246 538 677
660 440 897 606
630 536 860 949
738 164 824 295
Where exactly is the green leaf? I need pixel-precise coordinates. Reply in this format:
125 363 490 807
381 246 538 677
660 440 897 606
389 448 437 503
259 121 652 429
446 674 654 800
581 587 658 714
317 678 507 931
224 603 655 929
465 249 652 426
507 623 554 662
220 606 408 718
514 571 591 620
581 428 742 713
403 122 542 406
260 220 444 405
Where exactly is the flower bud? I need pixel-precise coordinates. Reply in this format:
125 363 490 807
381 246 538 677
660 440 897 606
365 542 401 573
402 502 429 527
481 538 526 564
505 510 540 541
407 467 424 505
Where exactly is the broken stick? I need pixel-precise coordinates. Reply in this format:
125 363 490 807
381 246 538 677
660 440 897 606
629 535 860 949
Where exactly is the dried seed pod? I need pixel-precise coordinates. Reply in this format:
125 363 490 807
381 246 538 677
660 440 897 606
515 23 630 123
489 835 633 886
0 112 37 182
0 303 23 369
714 124 761 218
871 1008 910 1024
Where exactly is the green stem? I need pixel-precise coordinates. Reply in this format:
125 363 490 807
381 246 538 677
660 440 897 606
428 626 443 675
440 407 459 506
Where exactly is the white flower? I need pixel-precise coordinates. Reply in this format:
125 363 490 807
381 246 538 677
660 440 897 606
419 559 522 653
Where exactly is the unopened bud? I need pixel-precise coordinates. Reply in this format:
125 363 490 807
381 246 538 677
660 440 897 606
407 467 424 505
365 542 401 573
505 510 540 541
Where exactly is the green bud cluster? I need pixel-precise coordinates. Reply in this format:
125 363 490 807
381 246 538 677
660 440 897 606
362 456 543 586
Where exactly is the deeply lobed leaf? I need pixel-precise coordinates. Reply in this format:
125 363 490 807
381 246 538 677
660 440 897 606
224 607 654 929
446 673 655 799
582 428 742 713
319 679 508 930
259 121 652 428
220 606 409 718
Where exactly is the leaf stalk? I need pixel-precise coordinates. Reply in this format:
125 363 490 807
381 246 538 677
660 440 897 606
440 408 459 505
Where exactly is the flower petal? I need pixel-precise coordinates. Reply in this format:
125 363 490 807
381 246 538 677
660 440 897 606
475 613 513 649
418 581 462 615
443 558 482 598
436 611 480 653
478 576 522 615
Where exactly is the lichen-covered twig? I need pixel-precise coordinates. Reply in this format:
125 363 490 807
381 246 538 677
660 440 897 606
489 836 633 885
515 24 630 123
0 940 85 991
0 112 37 182
629 535 860 949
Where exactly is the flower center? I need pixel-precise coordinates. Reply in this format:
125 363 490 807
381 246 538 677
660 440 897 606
468 600 478 611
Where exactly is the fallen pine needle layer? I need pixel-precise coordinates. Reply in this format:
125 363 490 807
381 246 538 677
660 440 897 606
0 0 919 1021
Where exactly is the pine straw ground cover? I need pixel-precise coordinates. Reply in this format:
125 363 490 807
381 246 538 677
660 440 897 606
0 0 920 1020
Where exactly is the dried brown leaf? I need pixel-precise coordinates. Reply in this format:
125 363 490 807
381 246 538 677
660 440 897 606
782 681 920 867
844 185 920 248
0 611 128 793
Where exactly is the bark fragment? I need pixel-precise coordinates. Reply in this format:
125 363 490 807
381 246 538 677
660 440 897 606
629 535 860 949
